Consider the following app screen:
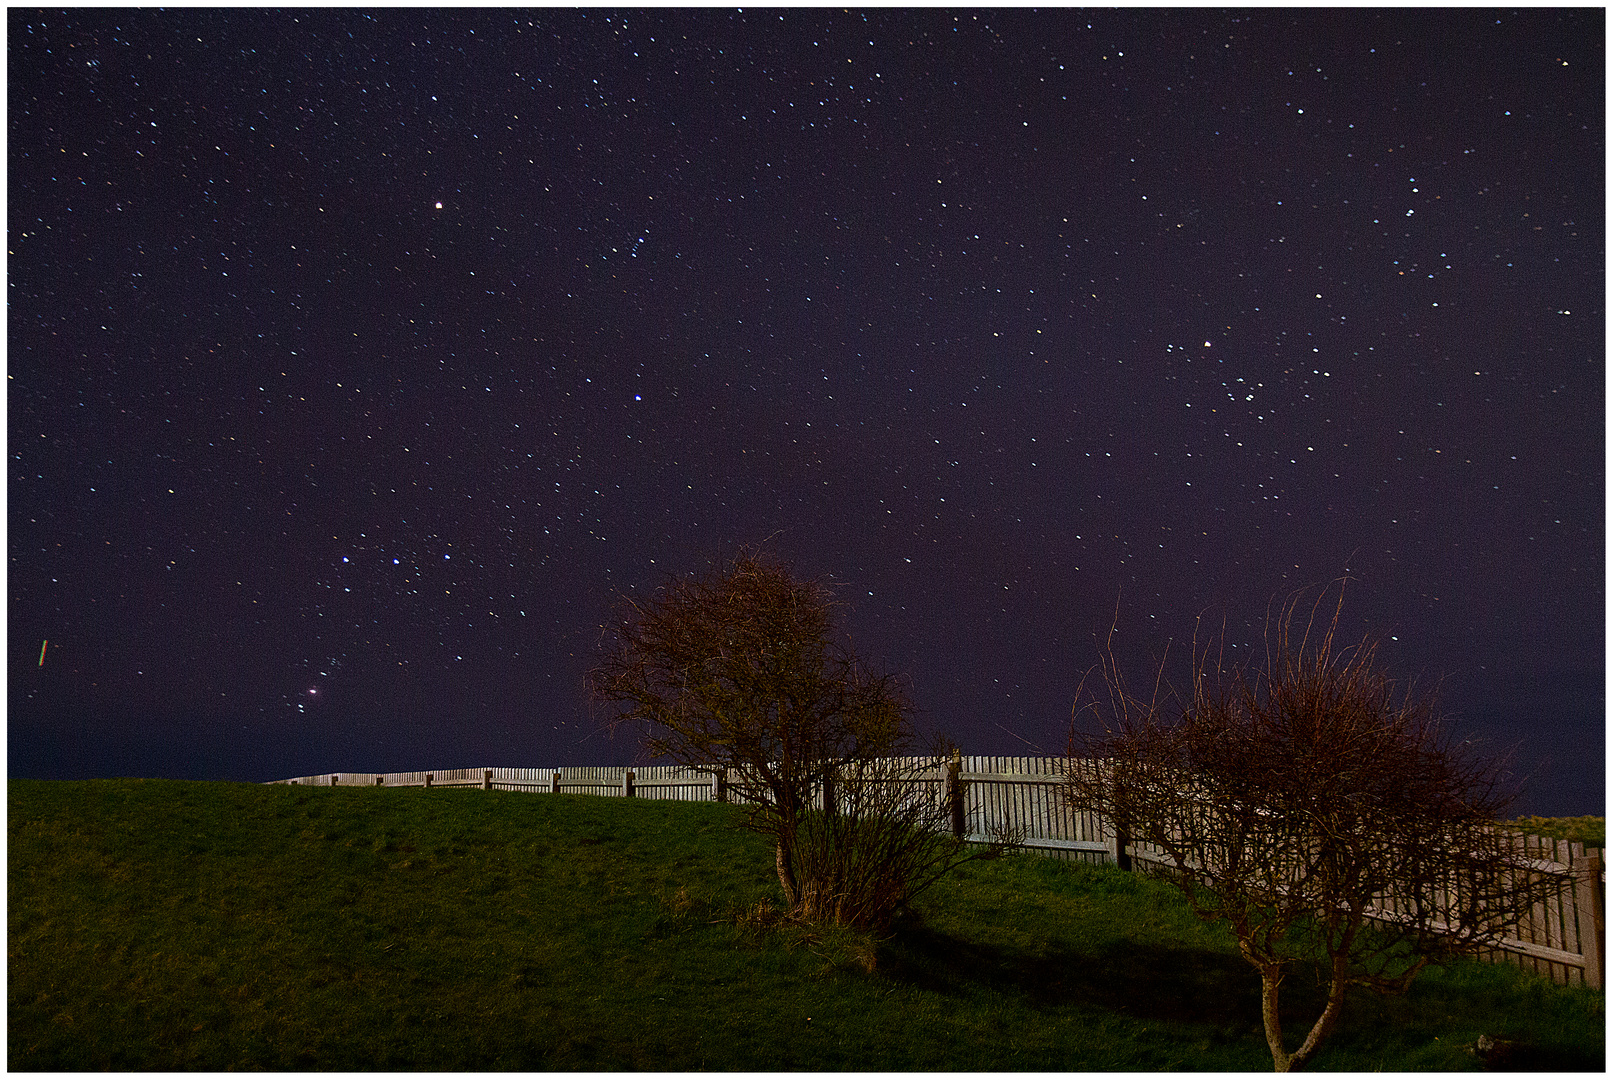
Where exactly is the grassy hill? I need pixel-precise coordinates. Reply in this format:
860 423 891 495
1508 815 1605 847
9 779 1604 1070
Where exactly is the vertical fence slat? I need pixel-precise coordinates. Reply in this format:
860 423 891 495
1574 846 1605 991
1553 839 1572 960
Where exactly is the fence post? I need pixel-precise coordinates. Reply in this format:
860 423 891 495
551 771 561 794
713 770 727 804
483 769 493 791
1574 851 1604 990
1110 820 1133 873
623 770 635 798
947 750 965 840
1085 759 1132 872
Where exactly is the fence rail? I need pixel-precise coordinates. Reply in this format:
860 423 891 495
270 756 1604 990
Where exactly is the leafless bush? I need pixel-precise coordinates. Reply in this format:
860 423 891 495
1066 583 1572 1071
789 750 1003 930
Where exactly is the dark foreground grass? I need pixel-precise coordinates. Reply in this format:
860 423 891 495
9 779 1604 1071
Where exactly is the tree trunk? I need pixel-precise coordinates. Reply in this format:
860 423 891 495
1260 954 1352 1072
1283 955 1351 1072
775 836 799 909
1259 964 1292 1071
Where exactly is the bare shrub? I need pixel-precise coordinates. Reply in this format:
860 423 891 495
1066 584 1573 1071
790 750 1007 930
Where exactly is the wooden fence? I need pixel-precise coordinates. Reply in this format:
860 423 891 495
270 755 1604 990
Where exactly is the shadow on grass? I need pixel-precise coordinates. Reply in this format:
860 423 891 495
1470 1041 1604 1071
879 921 1261 1028
879 921 1605 1072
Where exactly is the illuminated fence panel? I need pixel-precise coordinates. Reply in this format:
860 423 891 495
275 768 489 787
427 768 494 788
555 766 628 797
487 767 555 791
1476 833 1604 989
619 765 720 802
959 755 1110 864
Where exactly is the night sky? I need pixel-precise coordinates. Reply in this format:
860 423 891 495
9 9 1603 815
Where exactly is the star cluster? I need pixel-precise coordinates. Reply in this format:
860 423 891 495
9 10 1601 812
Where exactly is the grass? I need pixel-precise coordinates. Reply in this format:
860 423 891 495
1508 815 1605 847
9 779 1605 1071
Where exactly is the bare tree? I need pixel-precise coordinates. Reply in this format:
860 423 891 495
591 548 993 930
1066 585 1572 1071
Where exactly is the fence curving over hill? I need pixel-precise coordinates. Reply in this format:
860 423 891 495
270 755 1604 990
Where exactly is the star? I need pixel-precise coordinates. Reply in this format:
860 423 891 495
4 8 1597 816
